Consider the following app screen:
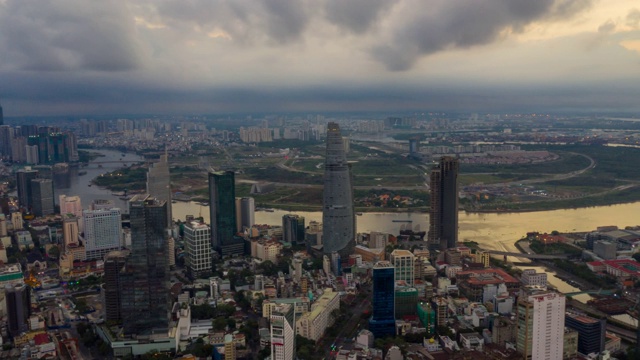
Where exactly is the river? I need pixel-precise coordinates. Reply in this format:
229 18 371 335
68 150 640 305
54 149 145 213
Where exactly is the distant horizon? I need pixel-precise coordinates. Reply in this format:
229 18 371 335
2 1 640 116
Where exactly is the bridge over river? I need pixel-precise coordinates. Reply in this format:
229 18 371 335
484 250 569 260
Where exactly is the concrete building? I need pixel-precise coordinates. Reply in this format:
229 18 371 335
517 292 566 360
184 221 212 278
354 245 385 262
262 298 310 319
390 249 415 286
296 289 339 341
456 268 520 302
417 301 436 335
30 178 54 217
594 240 617 260
491 316 517 347
236 197 255 233
428 156 459 251
254 239 282 263
520 269 547 287
322 122 355 260
369 232 389 249
563 328 579 359
6 283 31 337
62 216 80 250
83 208 122 260
59 195 83 218
224 334 236 360
282 214 305 245
270 303 296 360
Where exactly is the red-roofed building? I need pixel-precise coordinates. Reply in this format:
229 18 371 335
598 259 640 279
456 268 520 301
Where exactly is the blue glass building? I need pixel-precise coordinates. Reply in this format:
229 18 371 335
369 261 396 338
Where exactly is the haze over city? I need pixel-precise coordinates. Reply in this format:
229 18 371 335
2 0 640 115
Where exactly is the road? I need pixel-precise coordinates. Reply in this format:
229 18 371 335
322 288 372 357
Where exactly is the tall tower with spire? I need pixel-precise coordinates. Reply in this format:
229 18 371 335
322 122 356 263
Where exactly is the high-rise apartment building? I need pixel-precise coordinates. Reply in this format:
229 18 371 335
119 195 170 334
209 171 243 256
16 168 38 210
565 311 606 355
235 197 255 232
428 156 459 251
517 292 565 360
184 221 212 278
83 208 122 260
270 303 296 360
147 151 172 227
104 250 129 322
31 178 54 217
6 284 31 337
369 261 396 338
390 249 415 286
282 214 305 245
322 122 355 259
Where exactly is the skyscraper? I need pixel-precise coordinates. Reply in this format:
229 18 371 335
147 151 172 227
0 102 4 126
184 221 212 278
0 125 12 159
16 168 38 210
322 122 355 259
209 171 243 255
30 178 54 217
282 214 305 245
235 197 255 232
6 284 31 337
517 292 566 360
428 156 459 251
104 250 129 323
83 208 122 260
119 195 170 334
369 261 396 338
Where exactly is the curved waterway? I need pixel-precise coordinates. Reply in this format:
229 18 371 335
63 152 640 304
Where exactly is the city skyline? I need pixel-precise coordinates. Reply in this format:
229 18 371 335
1 1 640 115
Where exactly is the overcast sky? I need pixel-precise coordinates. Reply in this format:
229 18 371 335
1 0 640 116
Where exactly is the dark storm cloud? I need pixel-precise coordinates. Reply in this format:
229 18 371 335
324 0 397 34
372 0 593 71
0 0 142 72
154 0 310 45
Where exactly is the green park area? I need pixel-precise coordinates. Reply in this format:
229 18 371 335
89 140 640 213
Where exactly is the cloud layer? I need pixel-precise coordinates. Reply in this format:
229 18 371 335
0 0 639 115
